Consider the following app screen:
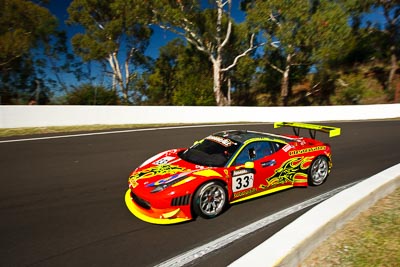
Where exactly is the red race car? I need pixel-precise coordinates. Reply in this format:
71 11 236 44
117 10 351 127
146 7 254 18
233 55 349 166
125 122 341 224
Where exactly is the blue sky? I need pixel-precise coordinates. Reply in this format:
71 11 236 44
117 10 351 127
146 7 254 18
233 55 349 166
48 0 246 59
45 0 247 88
48 1 387 59
46 1 387 89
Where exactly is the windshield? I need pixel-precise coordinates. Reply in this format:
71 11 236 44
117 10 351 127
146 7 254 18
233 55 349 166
180 138 241 167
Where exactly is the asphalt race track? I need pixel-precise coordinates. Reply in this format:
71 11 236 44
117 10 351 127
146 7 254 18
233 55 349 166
1 121 399 267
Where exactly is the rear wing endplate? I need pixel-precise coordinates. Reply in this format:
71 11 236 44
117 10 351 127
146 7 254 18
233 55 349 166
274 122 341 138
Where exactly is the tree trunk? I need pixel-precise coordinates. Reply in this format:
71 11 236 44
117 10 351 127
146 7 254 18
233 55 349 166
212 56 230 106
280 54 292 106
108 52 129 104
212 0 230 106
388 45 398 92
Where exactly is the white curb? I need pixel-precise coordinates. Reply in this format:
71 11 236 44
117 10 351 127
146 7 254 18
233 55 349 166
229 163 400 267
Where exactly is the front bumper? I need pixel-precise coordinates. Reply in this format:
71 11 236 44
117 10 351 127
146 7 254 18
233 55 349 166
124 189 192 225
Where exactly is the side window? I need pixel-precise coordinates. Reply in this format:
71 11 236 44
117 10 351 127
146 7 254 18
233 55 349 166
233 141 274 165
271 141 285 152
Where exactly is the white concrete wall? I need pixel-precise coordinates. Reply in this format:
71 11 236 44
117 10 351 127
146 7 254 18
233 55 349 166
1 104 399 128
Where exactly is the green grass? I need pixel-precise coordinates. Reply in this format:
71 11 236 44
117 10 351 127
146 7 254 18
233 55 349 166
303 187 400 266
0 122 245 137
340 190 400 266
0 124 153 137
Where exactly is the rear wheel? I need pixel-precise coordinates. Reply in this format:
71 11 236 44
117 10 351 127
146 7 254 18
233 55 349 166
308 156 329 186
192 181 227 219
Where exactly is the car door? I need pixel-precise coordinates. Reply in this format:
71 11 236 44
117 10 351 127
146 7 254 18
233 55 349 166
229 141 289 200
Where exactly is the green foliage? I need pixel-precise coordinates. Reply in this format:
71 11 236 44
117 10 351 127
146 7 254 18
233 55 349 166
68 0 152 60
67 0 153 103
307 1 354 63
230 55 257 106
66 84 119 105
146 39 214 105
0 0 58 66
172 49 214 105
151 0 258 105
246 0 354 105
0 0 60 104
331 73 388 105
1 0 399 106
146 39 184 105
333 75 366 104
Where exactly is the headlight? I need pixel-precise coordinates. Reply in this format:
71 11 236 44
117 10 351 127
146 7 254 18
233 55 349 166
149 173 190 193
151 184 169 193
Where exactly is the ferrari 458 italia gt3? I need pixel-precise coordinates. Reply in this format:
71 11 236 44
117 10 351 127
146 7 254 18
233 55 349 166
125 122 340 224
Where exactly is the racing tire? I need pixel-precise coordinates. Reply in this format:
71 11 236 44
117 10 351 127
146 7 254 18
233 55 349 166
308 156 329 186
192 181 227 219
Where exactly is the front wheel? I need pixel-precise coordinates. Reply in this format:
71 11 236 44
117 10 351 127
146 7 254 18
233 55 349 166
308 156 329 186
192 181 227 219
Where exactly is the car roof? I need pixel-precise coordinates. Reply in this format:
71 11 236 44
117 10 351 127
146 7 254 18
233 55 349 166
213 130 297 144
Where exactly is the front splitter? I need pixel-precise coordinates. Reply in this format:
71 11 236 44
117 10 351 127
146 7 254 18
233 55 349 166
124 189 191 225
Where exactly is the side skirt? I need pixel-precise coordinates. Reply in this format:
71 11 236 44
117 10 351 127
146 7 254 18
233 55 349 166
230 185 293 204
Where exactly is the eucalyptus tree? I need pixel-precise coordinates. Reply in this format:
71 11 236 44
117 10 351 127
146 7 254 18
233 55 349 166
0 0 57 67
374 0 399 100
0 0 58 104
172 43 214 105
146 39 184 105
151 0 258 106
66 84 119 105
340 0 399 101
67 0 152 104
246 0 353 105
147 39 214 105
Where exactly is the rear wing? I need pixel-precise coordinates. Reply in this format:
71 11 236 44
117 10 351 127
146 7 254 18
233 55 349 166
274 122 341 139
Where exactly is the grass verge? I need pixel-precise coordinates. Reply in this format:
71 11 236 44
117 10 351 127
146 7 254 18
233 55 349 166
0 124 188 137
302 187 400 266
0 122 257 138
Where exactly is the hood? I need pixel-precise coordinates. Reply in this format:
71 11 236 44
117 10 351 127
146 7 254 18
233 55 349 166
128 149 222 193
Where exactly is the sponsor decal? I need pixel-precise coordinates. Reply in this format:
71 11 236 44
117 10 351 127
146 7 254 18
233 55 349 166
260 156 313 189
233 188 257 198
288 146 326 156
192 169 222 177
232 169 250 176
129 165 188 188
206 135 235 147
149 172 189 187
232 172 254 193
154 156 175 165
282 144 292 152
224 169 230 178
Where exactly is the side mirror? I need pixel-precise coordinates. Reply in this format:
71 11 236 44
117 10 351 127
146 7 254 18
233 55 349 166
192 140 202 147
244 162 254 169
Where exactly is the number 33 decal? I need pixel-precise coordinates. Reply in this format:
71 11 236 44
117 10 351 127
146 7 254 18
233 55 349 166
232 173 254 192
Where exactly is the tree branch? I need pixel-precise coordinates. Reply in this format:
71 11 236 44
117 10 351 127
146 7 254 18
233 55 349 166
158 23 210 56
220 20 232 49
222 33 259 72
220 0 232 49
265 58 284 74
269 12 281 27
